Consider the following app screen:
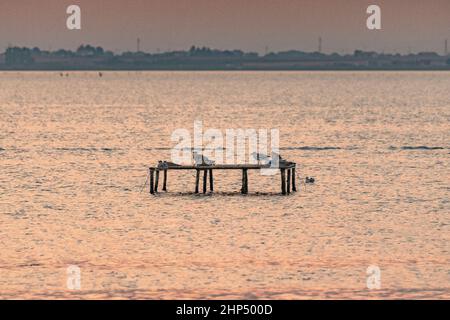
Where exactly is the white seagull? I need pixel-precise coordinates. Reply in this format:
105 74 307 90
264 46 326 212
193 151 215 166
251 152 271 164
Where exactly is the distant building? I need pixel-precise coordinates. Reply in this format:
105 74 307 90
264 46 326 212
0 53 5 64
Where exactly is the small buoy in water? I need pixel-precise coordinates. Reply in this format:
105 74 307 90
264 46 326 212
305 177 315 184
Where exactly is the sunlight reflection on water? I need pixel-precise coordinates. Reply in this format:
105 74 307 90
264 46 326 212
0 71 449 299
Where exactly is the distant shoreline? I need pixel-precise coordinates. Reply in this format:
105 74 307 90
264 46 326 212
2 45 449 72
1 67 450 71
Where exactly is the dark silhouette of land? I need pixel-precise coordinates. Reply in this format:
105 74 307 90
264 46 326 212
1 45 449 70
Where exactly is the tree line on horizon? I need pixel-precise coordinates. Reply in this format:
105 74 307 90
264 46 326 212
2 44 450 69
4 45 257 62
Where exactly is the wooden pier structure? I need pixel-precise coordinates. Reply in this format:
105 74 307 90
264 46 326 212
149 162 297 195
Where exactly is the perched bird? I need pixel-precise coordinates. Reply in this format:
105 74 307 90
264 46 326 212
305 177 315 184
193 152 215 166
193 152 204 165
157 160 169 169
268 151 285 166
271 151 283 161
251 152 271 164
202 155 215 165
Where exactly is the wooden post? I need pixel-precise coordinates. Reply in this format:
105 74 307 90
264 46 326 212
203 169 208 194
154 169 160 193
292 167 297 192
209 169 214 192
287 169 291 194
162 170 167 191
245 169 248 194
149 168 154 194
241 169 248 194
241 169 244 194
281 169 286 195
195 169 200 193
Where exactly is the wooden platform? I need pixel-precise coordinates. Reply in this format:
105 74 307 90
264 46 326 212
149 162 297 195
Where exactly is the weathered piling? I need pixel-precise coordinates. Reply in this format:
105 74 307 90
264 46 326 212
281 169 286 195
154 170 160 193
246 169 249 194
241 169 248 194
287 169 291 194
292 167 297 192
149 168 155 194
195 169 200 193
209 169 214 191
163 170 167 191
203 169 208 194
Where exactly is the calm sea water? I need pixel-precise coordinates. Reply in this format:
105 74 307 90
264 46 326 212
0 71 449 299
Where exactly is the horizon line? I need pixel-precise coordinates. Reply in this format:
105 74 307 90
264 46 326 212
2 44 449 57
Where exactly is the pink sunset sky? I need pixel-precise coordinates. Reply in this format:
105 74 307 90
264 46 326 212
0 0 449 54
